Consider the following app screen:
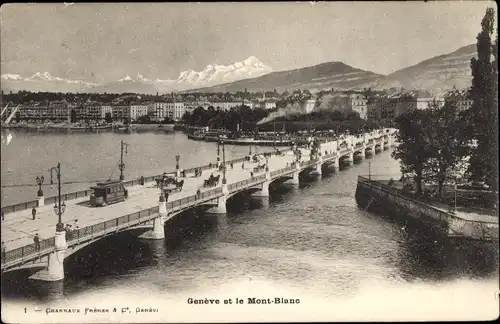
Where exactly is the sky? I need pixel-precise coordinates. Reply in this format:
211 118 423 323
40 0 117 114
0 2 495 83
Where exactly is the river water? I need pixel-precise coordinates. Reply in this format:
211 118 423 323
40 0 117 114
1 129 498 322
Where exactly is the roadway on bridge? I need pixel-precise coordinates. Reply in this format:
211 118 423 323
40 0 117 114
1 149 306 251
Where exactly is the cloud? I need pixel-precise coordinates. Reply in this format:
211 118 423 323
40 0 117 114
128 48 140 54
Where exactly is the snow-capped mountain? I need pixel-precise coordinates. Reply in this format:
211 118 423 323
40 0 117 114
1 72 98 92
1 74 24 81
1 56 273 94
176 56 272 86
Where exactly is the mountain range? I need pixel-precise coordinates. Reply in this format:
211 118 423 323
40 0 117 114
1 56 272 94
1 45 477 94
366 44 476 92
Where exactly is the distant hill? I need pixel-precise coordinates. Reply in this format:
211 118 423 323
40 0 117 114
188 61 383 93
368 44 476 92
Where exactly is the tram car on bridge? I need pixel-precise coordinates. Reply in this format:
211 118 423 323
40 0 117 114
89 180 128 207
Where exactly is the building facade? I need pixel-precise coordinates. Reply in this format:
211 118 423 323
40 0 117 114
327 94 368 120
129 104 149 121
165 102 185 121
211 101 242 111
112 105 130 122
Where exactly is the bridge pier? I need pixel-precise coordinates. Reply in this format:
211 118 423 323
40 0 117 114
289 163 300 185
313 156 323 176
139 197 167 240
29 231 67 282
346 152 354 164
37 195 45 207
253 172 270 197
206 185 228 214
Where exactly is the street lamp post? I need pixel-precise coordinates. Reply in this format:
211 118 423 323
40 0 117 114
217 134 221 165
265 155 269 172
49 163 66 232
221 140 227 185
36 175 44 197
368 162 371 181
119 140 129 181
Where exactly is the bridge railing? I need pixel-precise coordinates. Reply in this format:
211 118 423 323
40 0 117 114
2 187 225 267
1 160 221 215
270 165 295 178
227 174 267 193
299 158 318 169
2 236 55 266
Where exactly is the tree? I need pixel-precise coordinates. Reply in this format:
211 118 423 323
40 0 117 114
392 109 434 196
136 114 150 124
104 112 113 124
425 101 470 197
466 7 498 191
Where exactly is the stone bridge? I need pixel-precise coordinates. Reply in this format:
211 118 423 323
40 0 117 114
1 129 396 281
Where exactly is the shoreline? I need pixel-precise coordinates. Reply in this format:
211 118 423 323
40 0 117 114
1 123 175 132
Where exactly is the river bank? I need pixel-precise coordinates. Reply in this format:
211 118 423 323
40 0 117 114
355 176 499 242
1 122 175 132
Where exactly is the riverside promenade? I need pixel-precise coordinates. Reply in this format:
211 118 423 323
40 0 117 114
1 129 395 280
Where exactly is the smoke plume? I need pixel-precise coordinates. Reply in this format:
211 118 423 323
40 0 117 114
256 95 341 125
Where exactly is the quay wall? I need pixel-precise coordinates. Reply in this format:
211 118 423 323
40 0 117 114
355 176 499 242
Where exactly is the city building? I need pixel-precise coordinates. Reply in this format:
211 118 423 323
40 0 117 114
211 101 242 111
112 104 130 123
165 102 185 121
150 102 169 121
101 105 113 121
129 104 149 122
379 91 445 120
326 94 368 120
84 101 103 121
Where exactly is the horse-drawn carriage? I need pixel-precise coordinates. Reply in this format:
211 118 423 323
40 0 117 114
155 174 184 195
90 180 128 207
253 164 267 173
155 174 176 188
203 174 220 188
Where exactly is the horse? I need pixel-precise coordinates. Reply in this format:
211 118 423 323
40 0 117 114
155 177 162 188
175 179 184 191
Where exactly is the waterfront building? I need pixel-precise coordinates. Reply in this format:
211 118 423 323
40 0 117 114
48 100 70 121
129 104 149 122
151 102 169 121
165 102 185 121
184 102 198 114
17 102 49 122
112 104 130 123
101 105 113 121
84 101 103 121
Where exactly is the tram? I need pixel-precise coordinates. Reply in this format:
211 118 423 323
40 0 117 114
89 180 128 207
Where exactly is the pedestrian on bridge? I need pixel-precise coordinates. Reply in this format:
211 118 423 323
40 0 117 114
33 233 40 251
230 162 233 169
31 207 36 220
1 211 4 221
242 162 245 170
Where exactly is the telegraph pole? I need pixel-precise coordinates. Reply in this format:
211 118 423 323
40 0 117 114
119 140 129 181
